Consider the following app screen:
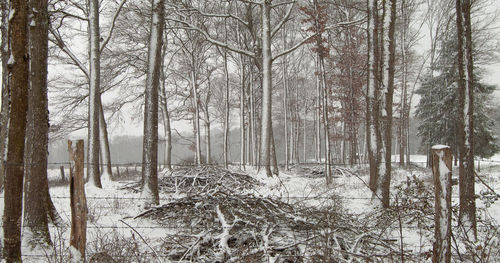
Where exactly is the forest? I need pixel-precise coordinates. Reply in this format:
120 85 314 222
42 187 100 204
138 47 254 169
0 0 499 262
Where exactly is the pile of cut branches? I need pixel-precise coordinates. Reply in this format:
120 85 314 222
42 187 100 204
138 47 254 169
158 166 260 195
119 166 260 195
135 191 400 262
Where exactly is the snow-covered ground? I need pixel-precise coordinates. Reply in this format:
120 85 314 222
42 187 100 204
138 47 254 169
2 154 499 261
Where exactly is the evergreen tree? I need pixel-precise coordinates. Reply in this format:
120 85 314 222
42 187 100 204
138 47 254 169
416 29 498 160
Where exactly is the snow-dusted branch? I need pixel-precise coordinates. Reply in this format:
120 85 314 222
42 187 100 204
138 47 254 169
272 33 315 61
100 0 127 54
271 1 295 38
166 18 255 58
49 27 89 79
179 7 250 29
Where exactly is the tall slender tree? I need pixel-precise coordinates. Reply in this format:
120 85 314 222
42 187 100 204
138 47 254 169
88 0 102 188
141 0 165 207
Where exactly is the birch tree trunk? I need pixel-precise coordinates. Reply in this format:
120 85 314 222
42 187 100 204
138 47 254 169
23 0 52 248
88 0 102 188
3 0 29 259
259 0 273 177
141 0 164 208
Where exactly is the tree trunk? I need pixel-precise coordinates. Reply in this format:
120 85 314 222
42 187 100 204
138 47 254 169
282 27 289 170
381 0 397 209
141 0 164 208
367 0 379 193
88 0 102 188
239 57 246 169
458 0 476 238
23 0 53 248
320 56 332 184
191 71 202 165
250 68 257 166
315 57 322 163
259 1 273 177
223 49 230 169
0 0 10 191
98 98 112 179
205 120 211 164
270 124 279 176
3 0 29 259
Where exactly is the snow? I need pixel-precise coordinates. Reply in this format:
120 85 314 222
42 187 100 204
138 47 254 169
4 154 497 261
69 246 82 262
432 144 450 150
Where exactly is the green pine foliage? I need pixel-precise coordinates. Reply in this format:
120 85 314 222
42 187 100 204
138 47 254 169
416 33 498 159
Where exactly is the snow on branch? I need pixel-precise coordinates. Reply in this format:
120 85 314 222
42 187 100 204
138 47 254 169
166 17 255 58
100 0 127 54
49 27 89 79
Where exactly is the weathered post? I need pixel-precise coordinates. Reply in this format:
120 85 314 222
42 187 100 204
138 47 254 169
432 145 452 263
60 165 66 182
68 140 87 261
115 165 120 177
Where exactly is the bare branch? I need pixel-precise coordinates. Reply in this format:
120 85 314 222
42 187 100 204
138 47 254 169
166 18 255 58
272 33 315 61
271 1 295 39
49 26 89 79
100 0 127 53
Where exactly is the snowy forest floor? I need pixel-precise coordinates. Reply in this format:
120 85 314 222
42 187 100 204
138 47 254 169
6 155 500 262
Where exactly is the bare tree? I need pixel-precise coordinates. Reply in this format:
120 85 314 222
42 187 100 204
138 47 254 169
88 0 102 188
141 0 165 207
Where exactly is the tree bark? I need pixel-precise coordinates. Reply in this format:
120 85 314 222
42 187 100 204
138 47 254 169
239 56 246 169
3 0 29 259
223 49 230 169
282 27 289 170
99 98 112 179
458 0 476 238
431 145 452 263
88 0 102 188
315 56 322 163
23 0 52 248
191 71 202 165
382 0 397 208
68 140 87 261
0 0 10 191
141 0 164 208
259 1 273 177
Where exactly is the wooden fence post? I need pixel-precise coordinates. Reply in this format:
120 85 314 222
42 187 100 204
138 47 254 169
115 165 120 177
431 145 452 263
60 165 66 182
68 140 87 261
